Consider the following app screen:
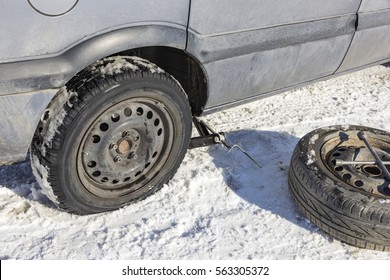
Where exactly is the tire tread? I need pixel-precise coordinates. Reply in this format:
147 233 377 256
288 130 390 251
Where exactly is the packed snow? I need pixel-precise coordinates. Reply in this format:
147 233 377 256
92 56 165 76
1 64 390 260
39 87 71 156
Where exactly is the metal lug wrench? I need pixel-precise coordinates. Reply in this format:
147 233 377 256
196 118 262 169
335 160 390 166
357 131 390 180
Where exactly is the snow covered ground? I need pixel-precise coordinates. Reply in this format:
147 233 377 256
1 64 390 260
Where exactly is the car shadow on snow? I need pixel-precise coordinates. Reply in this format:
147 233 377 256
0 156 56 209
207 129 318 232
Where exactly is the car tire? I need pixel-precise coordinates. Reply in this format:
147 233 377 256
288 125 390 251
30 56 192 214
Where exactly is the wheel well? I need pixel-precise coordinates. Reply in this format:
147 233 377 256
114 46 208 116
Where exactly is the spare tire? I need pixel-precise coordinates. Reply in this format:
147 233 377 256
288 125 390 251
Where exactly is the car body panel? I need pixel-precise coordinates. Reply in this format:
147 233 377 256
188 0 360 35
337 1 390 72
359 0 390 11
0 90 56 164
188 0 360 108
187 15 356 64
0 0 189 63
0 25 187 96
200 35 354 109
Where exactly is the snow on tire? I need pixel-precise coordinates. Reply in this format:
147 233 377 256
30 56 192 214
288 125 390 251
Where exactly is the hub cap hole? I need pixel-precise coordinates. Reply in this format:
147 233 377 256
154 119 160 126
87 161 97 168
124 108 132 117
111 113 120 122
157 128 163 136
147 111 153 119
136 107 143 116
101 177 109 183
92 135 101 143
335 166 344 172
343 173 352 180
380 186 390 196
100 123 109 132
355 180 364 188
92 171 101 177
364 166 382 176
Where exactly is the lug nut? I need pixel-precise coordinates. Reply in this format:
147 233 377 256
133 154 139 160
110 143 118 150
123 131 130 137
114 156 122 162
134 136 140 141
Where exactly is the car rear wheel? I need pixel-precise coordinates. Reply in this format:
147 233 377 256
288 125 390 251
30 56 192 214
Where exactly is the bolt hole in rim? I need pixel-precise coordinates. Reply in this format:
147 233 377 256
111 113 120 122
124 107 132 117
363 165 382 176
321 130 390 197
92 135 100 143
335 166 343 172
77 96 174 198
355 180 364 188
100 123 109 132
343 173 352 180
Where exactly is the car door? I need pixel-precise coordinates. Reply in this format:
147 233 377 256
337 0 390 72
187 0 361 109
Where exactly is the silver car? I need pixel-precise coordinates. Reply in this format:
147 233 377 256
1 0 389 215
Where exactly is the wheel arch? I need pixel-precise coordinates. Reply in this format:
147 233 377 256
113 47 208 116
65 24 209 115
0 24 209 116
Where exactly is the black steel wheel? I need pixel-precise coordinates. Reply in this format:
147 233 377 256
30 56 192 214
289 125 390 251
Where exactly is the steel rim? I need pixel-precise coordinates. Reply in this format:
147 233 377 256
321 130 390 197
77 96 174 198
